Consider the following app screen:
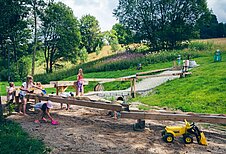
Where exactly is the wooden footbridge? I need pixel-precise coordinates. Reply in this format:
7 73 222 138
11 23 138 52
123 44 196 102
26 94 226 125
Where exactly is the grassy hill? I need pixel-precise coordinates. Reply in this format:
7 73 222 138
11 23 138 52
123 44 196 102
134 52 226 114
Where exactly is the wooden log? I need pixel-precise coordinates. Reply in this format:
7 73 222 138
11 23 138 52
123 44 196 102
26 94 122 111
121 111 226 124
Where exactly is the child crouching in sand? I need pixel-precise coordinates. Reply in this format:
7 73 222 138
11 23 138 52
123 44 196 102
34 101 58 125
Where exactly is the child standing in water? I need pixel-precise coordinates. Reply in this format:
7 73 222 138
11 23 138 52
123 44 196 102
77 68 84 96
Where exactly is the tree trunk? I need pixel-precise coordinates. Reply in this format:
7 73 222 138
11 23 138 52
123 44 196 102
32 2 37 76
0 96 4 123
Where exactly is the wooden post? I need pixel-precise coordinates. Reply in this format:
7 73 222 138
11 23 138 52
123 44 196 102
131 78 136 98
133 78 136 98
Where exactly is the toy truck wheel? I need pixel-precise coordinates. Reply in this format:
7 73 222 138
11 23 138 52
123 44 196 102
163 133 174 143
183 134 193 144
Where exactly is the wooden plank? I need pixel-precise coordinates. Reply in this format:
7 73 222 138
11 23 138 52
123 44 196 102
53 81 89 87
136 68 172 76
26 94 122 111
42 84 55 88
86 78 133 82
136 72 192 79
121 111 226 124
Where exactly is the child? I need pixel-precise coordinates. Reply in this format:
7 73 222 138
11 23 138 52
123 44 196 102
35 82 46 95
77 68 84 96
7 82 16 104
34 100 58 125
19 75 43 115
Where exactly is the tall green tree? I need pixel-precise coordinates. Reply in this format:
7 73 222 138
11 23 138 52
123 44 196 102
28 0 46 76
40 2 80 73
0 0 31 81
197 13 226 39
112 23 134 45
0 0 31 62
80 15 102 53
114 0 210 50
103 30 120 52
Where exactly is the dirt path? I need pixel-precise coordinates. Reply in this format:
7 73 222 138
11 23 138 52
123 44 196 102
7 103 226 154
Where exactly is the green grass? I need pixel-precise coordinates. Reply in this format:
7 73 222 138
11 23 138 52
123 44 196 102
0 120 48 154
132 51 226 114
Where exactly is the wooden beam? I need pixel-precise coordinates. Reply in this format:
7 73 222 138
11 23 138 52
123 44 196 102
85 78 133 82
121 111 226 124
26 94 122 111
136 72 192 79
136 68 172 76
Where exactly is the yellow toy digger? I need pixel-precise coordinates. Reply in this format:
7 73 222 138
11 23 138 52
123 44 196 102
162 119 207 145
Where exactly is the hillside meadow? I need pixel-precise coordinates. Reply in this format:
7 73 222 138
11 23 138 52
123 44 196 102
1 38 226 114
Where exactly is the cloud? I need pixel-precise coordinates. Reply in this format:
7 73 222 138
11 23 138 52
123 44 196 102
58 0 118 31
207 0 226 23
57 0 226 32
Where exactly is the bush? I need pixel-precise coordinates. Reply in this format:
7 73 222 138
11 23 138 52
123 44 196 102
188 42 214 51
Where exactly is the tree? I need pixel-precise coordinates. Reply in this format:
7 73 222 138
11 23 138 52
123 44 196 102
29 0 46 76
198 13 226 39
0 0 31 81
0 0 31 61
114 0 210 50
112 23 134 45
103 30 120 52
40 2 80 73
80 15 102 53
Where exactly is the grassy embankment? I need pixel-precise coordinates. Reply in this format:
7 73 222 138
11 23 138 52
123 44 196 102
135 39 226 114
0 120 48 153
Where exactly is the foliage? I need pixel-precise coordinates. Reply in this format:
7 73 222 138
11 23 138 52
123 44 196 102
197 13 226 39
79 47 88 63
112 23 134 44
28 0 47 76
0 0 31 70
0 120 48 154
40 2 81 73
0 56 31 81
103 30 120 52
114 0 210 50
188 41 214 51
80 14 103 53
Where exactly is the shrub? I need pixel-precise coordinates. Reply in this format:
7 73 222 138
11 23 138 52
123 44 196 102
188 42 214 51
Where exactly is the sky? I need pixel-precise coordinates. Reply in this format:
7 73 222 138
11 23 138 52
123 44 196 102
58 0 226 32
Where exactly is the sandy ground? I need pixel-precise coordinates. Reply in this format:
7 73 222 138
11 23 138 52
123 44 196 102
6 102 226 154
